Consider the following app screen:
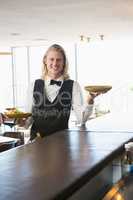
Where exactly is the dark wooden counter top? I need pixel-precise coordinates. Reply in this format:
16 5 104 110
0 126 133 200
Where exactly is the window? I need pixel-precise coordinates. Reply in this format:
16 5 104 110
0 47 13 111
12 47 28 109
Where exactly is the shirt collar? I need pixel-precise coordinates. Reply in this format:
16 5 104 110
45 75 64 86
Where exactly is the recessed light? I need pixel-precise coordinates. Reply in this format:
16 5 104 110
87 37 91 42
33 38 48 41
10 33 21 36
80 35 84 41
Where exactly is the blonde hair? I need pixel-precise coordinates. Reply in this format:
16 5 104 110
41 44 70 80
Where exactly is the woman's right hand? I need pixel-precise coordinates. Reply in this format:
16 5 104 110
0 114 2 125
87 92 101 104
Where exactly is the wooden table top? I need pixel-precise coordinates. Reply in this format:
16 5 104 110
0 136 19 145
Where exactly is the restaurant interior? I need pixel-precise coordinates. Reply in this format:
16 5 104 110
1 1 133 199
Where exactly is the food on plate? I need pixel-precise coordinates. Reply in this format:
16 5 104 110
84 85 112 93
4 108 31 118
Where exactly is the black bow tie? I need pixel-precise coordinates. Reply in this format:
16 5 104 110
50 80 62 86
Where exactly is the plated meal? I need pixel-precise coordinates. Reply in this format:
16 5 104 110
4 108 31 119
84 85 112 93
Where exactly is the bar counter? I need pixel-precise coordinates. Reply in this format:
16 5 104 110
0 113 133 200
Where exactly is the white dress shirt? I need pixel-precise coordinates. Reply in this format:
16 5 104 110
25 77 93 127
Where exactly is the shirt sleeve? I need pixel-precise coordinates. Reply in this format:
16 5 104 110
24 82 34 129
72 81 93 125
25 82 34 113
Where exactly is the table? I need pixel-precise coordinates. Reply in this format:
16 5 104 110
0 136 19 152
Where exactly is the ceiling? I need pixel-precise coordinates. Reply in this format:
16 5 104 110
1 0 133 46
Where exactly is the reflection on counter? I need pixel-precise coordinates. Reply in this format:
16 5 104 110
103 174 133 200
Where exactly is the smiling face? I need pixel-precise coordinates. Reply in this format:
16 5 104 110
45 50 64 79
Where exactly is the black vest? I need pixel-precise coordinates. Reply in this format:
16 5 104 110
30 79 73 139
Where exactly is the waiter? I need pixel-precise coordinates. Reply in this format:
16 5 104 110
24 44 99 140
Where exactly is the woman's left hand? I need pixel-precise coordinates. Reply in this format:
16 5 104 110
16 118 27 127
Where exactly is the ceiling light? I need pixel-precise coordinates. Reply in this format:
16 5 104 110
87 37 91 42
10 33 21 36
99 34 104 40
80 35 84 42
33 38 48 41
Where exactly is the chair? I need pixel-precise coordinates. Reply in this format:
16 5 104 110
3 132 25 146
